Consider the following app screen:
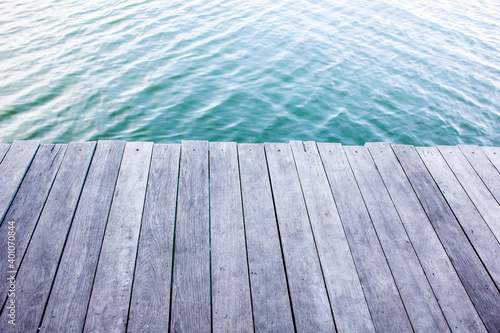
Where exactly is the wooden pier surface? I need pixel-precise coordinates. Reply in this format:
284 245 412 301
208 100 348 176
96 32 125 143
0 140 499 332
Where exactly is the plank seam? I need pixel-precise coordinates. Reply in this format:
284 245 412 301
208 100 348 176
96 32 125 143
167 145 183 333
125 144 155 331
38 142 97 330
0 144 66 314
236 144 256 330
81 143 126 331
391 145 489 330
289 142 337 332
342 146 415 332
365 145 451 331
316 143 377 331
263 144 298 333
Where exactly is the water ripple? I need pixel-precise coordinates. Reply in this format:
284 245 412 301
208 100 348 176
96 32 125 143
0 0 499 145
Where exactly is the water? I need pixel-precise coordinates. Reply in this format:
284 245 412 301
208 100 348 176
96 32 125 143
0 0 499 145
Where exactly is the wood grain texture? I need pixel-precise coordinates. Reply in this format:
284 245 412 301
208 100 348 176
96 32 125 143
0 142 95 333
238 143 294 332
0 140 40 224
265 143 336 332
290 141 375 333
0 143 10 163
84 142 153 333
344 146 449 332
367 142 486 333
439 146 500 242
394 145 500 333
210 142 253 333
0 144 67 300
418 147 500 289
459 145 500 203
40 141 125 332
482 147 500 171
170 141 211 333
128 144 181 333
317 142 412 333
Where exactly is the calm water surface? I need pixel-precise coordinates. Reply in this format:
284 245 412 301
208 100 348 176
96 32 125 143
1 0 499 145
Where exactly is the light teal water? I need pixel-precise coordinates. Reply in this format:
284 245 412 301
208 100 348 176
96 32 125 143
0 0 499 145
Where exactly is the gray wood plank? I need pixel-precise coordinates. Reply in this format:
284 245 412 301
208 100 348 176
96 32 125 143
40 141 126 332
210 142 253 332
344 146 450 332
238 143 294 332
417 147 500 289
0 142 95 332
170 141 211 333
84 142 153 333
439 146 500 242
393 145 500 333
367 142 487 333
317 143 412 333
0 144 67 301
290 141 375 333
459 145 500 203
0 143 10 163
265 143 336 332
128 144 181 333
482 147 500 171
0 140 40 224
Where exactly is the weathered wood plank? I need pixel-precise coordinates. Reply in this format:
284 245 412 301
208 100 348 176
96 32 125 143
210 142 253 332
482 147 500 171
127 144 180 332
170 141 211 332
84 142 153 333
0 140 40 224
459 145 500 203
317 143 412 333
393 145 500 333
0 143 10 163
238 143 294 332
265 143 336 332
290 141 375 332
367 142 487 333
417 147 500 289
0 144 67 301
0 142 95 332
344 146 449 332
439 146 500 242
40 141 125 332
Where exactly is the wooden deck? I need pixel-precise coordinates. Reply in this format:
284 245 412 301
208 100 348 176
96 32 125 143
0 140 499 332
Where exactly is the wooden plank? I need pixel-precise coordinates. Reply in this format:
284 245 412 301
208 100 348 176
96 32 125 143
84 142 153 333
170 141 211 332
290 141 375 332
210 142 253 332
482 146 500 171
0 142 95 332
0 143 10 163
317 143 412 333
238 143 294 332
459 145 500 203
265 143 336 332
344 146 449 332
0 144 67 301
439 146 500 241
0 140 40 224
128 144 181 332
417 147 500 289
393 145 500 333
367 142 487 333
39 141 125 332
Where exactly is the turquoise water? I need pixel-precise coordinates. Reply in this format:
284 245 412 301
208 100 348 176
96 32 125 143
0 0 499 145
